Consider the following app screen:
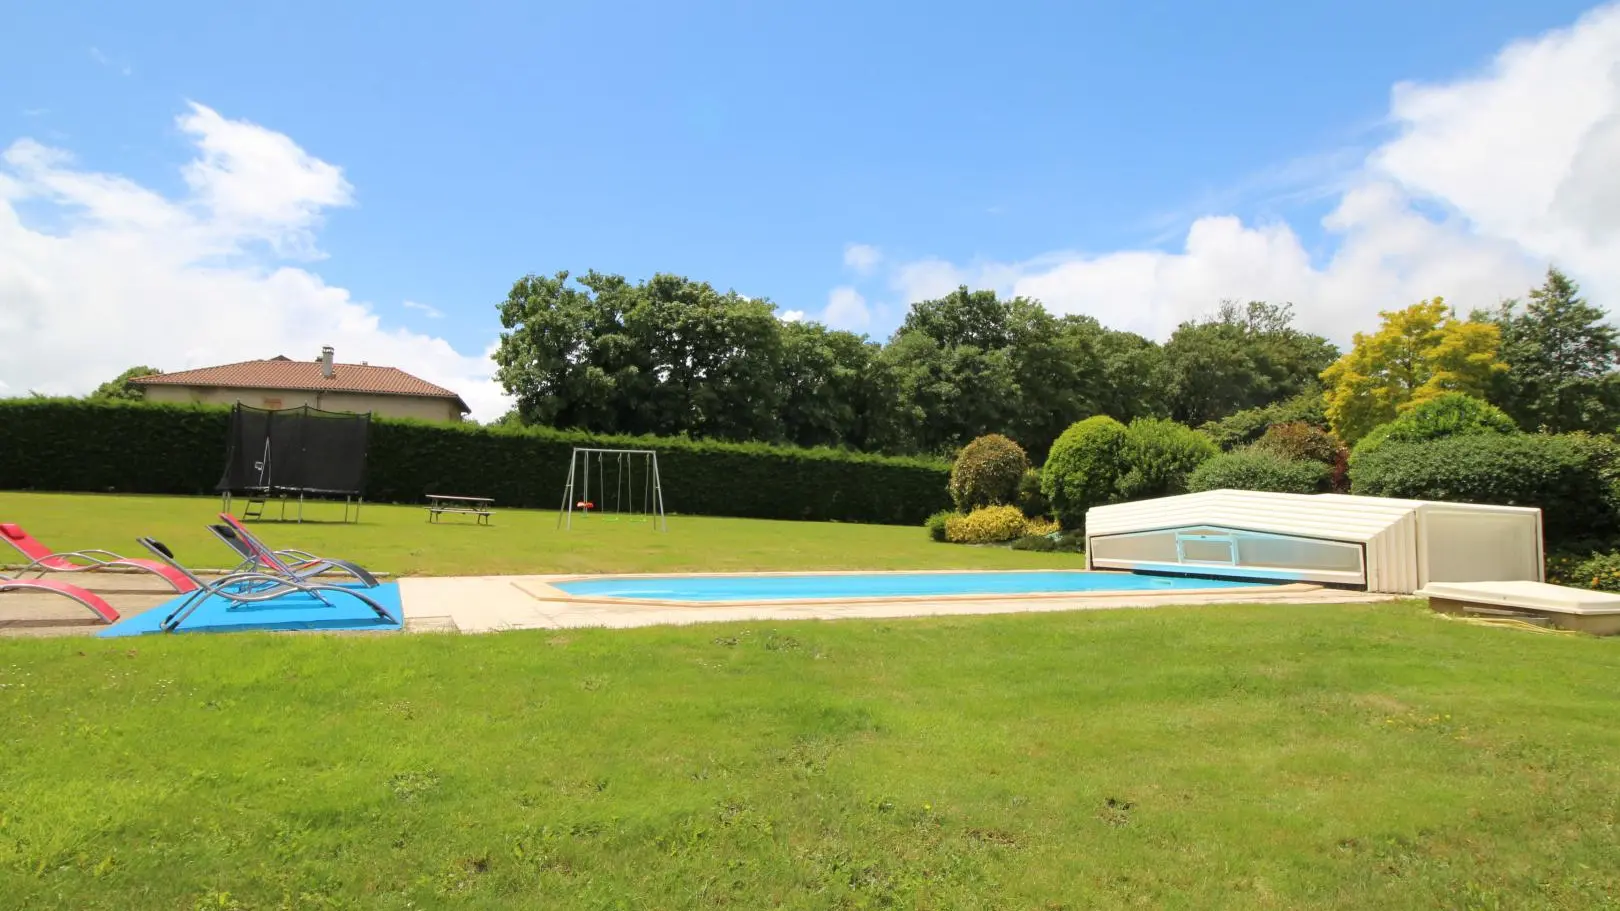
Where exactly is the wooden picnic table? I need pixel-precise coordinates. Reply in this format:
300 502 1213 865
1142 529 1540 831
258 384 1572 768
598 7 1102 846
425 494 494 526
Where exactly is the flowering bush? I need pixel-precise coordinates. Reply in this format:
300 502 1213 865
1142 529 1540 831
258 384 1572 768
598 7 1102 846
945 505 1049 544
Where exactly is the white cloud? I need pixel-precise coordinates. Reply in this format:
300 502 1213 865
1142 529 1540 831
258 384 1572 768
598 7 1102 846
875 3 1620 345
403 300 445 319
843 242 882 275
823 287 870 329
0 103 510 421
780 309 806 322
89 47 131 77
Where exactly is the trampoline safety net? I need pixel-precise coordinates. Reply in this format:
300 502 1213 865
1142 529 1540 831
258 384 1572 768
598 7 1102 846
216 404 372 496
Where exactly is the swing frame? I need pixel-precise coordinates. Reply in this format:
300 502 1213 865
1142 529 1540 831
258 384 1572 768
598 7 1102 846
557 447 668 532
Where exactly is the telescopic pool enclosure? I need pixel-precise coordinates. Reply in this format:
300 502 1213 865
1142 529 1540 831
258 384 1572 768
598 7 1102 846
1084 490 1544 595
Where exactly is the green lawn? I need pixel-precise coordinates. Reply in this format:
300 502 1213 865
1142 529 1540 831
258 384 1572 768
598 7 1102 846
0 492 1078 576
2 603 1618 909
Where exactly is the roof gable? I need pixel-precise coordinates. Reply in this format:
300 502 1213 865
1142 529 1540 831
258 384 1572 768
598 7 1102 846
131 359 469 412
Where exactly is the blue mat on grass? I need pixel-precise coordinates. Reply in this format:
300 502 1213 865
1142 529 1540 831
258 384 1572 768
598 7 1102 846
99 582 404 637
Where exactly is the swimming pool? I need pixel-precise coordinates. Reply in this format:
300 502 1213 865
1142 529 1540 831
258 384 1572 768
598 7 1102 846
551 570 1270 603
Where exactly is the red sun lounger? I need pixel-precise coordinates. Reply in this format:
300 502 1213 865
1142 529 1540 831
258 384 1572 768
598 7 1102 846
0 523 198 593
0 573 121 624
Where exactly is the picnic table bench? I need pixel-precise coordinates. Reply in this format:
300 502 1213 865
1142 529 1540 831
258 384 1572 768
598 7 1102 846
425 494 494 526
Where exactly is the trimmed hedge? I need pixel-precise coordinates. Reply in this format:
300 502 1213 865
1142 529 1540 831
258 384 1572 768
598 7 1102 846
1349 434 1618 544
1351 393 1517 466
0 399 951 525
1116 418 1218 500
1200 390 1328 451
1187 450 1328 494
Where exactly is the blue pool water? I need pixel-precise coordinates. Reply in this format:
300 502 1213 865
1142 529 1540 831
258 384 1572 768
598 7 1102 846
553 571 1268 603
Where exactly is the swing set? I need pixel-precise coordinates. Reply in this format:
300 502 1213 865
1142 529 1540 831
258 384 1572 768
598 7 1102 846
557 447 668 531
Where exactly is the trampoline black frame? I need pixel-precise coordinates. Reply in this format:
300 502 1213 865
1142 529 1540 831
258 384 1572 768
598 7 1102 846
216 404 371 524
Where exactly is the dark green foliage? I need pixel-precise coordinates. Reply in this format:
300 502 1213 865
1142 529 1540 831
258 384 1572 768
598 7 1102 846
1009 531 1085 553
1350 434 1618 544
1478 268 1620 433
1187 450 1328 495
1115 418 1218 500
0 399 951 525
924 509 954 542
0 398 233 495
1041 416 1130 530
90 366 162 401
1546 550 1620 591
1251 422 1342 465
1016 468 1048 519
495 270 790 442
1199 389 1329 451
1163 301 1338 426
1351 393 1518 465
948 434 1030 511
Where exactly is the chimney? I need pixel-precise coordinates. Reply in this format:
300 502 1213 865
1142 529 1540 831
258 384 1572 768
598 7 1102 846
320 346 335 378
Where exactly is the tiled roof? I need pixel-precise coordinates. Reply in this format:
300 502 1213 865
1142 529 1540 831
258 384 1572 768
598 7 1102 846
131 358 469 412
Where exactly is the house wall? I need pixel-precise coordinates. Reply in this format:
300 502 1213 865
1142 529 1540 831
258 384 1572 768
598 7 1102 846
142 385 464 422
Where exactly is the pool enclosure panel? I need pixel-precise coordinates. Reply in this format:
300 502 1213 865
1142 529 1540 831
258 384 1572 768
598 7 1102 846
1084 491 1544 594
1088 526 1366 585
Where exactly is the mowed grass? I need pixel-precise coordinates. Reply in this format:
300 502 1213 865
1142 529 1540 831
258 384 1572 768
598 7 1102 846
0 492 1078 576
2 603 1619 909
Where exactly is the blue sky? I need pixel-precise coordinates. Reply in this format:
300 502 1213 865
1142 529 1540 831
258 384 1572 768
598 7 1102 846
4 1 1617 416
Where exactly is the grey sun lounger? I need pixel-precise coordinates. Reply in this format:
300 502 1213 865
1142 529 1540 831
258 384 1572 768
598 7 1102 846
137 538 396 633
207 521 379 588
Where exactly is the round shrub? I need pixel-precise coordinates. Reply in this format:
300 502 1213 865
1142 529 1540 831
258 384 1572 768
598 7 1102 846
1350 434 1617 545
1187 450 1328 494
944 505 1037 544
1041 416 1130 530
1016 468 1049 519
1116 418 1219 500
924 509 954 542
1251 421 1342 465
949 434 1031 511
1352 393 1518 464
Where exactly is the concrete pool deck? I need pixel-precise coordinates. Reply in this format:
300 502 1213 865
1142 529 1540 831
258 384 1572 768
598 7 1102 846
1 570 1402 636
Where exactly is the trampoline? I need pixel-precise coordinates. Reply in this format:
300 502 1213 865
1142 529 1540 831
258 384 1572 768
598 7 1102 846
217 404 371 522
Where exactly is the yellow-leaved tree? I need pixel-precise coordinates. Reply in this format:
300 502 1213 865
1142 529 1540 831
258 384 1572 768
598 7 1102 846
1321 298 1506 443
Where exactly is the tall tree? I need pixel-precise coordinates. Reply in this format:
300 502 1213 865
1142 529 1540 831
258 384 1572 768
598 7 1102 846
883 287 1121 458
90 366 162 401
495 271 786 441
1162 301 1337 426
1321 297 1506 443
776 320 879 449
1478 267 1620 433
494 270 630 430
1058 316 1167 424
624 273 785 441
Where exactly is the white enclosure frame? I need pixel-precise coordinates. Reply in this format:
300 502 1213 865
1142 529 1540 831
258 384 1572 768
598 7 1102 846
1084 490 1544 594
557 447 668 532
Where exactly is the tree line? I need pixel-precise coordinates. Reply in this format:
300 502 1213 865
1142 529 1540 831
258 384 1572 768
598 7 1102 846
492 272 1344 459
493 266 1619 457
